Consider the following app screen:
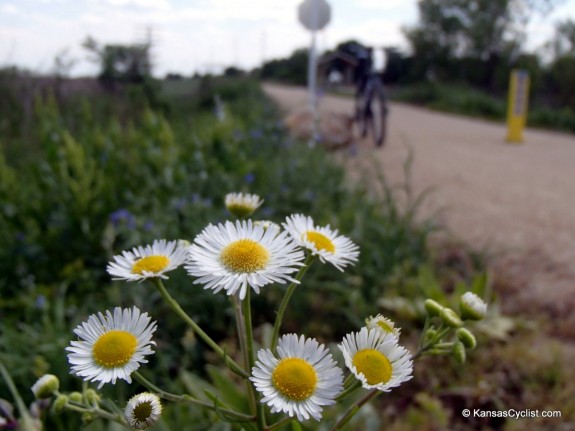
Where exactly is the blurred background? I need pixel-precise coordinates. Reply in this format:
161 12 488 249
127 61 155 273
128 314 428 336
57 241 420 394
1 1 574 430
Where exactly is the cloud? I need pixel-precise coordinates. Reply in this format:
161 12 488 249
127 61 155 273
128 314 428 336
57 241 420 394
105 0 171 9
356 0 406 10
0 4 19 14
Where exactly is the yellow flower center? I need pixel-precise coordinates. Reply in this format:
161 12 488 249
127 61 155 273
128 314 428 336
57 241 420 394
305 231 335 253
132 401 152 423
272 357 317 401
352 349 392 385
376 320 394 333
220 239 270 273
92 330 138 368
132 256 170 275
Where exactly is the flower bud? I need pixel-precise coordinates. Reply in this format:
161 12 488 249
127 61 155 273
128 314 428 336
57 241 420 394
177 239 192 249
456 328 477 349
254 220 281 235
424 328 437 342
440 308 463 328
424 299 444 317
69 392 83 403
460 292 487 320
53 395 69 414
85 389 101 406
31 374 59 399
82 412 95 424
452 341 466 364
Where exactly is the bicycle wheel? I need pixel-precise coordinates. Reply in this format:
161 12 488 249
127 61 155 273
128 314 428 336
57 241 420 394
369 80 388 147
355 89 370 139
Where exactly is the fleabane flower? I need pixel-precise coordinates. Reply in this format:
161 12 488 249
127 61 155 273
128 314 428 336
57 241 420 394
225 192 264 218
186 220 304 300
460 292 487 320
124 392 162 430
107 239 188 281
66 307 157 389
365 314 401 339
250 334 343 421
339 327 413 392
283 214 359 271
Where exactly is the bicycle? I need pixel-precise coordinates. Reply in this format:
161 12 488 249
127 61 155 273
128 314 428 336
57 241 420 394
352 47 388 148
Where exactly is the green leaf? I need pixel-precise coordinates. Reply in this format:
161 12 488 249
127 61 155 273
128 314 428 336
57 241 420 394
180 370 218 402
290 420 303 431
206 365 249 413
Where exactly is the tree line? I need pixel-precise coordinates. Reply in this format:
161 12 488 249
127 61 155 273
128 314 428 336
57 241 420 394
260 0 575 110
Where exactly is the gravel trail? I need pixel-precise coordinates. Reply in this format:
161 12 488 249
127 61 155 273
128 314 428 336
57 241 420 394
263 83 575 317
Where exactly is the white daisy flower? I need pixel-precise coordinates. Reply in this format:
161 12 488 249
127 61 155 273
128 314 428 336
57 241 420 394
460 292 487 320
283 214 359 271
365 314 401 339
186 220 305 300
107 239 188 281
339 327 413 392
225 192 264 218
66 307 157 389
124 392 162 430
250 334 343 421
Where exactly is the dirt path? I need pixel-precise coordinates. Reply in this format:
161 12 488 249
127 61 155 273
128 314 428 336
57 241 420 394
264 83 575 322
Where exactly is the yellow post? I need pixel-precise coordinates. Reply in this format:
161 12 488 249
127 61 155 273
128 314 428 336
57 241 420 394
506 69 530 143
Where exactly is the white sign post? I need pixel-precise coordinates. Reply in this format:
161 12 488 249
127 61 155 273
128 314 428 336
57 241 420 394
298 0 331 145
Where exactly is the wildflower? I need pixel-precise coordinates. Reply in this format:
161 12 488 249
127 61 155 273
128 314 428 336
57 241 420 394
109 209 136 229
124 393 162 430
250 334 343 421
186 220 304 300
107 239 188 282
66 307 157 389
225 192 264 218
365 314 401 339
460 292 487 320
31 374 59 399
283 214 359 271
339 327 413 392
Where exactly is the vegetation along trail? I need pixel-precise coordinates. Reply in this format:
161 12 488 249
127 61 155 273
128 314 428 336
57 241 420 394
264 83 575 328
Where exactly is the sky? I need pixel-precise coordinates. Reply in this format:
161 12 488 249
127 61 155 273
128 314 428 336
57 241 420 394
1 0 575 77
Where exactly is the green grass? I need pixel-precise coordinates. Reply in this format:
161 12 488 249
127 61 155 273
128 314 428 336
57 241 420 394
390 82 575 133
1 75 571 431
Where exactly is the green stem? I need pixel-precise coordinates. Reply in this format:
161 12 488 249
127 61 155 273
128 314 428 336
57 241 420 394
243 290 266 431
414 325 452 359
335 379 361 401
133 372 254 422
0 360 31 423
331 389 379 431
270 254 314 350
64 404 130 428
234 294 256 421
152 279 248 378
265 416 293 431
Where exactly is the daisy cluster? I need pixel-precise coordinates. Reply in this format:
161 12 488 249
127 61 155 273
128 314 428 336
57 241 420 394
51 192 484 429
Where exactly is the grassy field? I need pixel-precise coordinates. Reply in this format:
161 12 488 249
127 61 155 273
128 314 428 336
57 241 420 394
0 75 572 430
